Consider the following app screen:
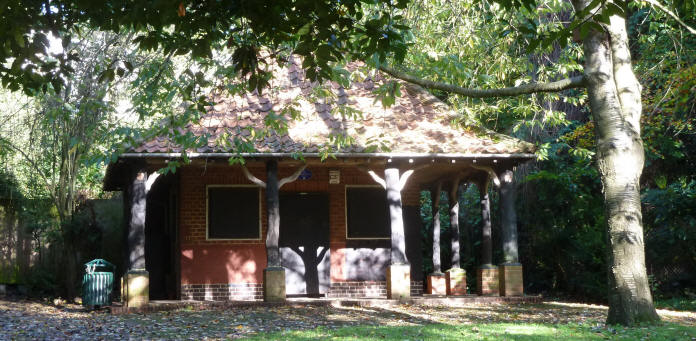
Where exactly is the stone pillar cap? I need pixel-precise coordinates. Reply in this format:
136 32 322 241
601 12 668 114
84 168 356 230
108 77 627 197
479 264 498 269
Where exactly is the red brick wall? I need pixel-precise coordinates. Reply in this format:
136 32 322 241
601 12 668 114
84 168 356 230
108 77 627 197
178 164 425 298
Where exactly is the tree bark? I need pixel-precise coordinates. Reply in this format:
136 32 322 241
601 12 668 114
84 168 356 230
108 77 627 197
385 166 408 265
367 0 659 324
128 168 148 270
572 0 660 325
449 178 461 268
430 183 443 274
479 181 493 266
499 169 519 264
379 65 586 98
265 160 281 268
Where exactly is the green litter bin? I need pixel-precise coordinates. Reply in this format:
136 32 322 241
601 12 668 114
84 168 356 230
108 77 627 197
82 259 115 307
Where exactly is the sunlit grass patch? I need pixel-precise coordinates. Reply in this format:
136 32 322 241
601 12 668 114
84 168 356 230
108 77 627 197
241 321 696 340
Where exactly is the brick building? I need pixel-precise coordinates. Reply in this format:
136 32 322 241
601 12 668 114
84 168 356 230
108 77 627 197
104 58 534 306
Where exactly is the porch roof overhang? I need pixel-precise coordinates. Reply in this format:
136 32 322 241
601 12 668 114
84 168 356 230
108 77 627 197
115 151 535 159
104 151 535 191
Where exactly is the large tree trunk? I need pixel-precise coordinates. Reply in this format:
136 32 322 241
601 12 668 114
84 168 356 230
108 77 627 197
377 0 659 325
573 0 659 325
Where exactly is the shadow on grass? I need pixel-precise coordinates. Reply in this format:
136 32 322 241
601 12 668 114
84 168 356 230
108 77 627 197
241 322 598 340
241 321 696 341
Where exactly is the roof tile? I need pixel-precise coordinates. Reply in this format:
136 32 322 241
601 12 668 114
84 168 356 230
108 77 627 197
132 58 536 156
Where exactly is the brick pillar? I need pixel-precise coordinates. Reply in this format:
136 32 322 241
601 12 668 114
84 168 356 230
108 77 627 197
477 265 499 296
263 267 286 302
499 264 523 296
445 268 467 296
123 270 149 308
427 273 446 295
387 264 411 300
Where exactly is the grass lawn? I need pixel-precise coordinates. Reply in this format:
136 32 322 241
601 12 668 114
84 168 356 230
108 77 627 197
236 301 696 341
242 321 695 340
2 298 694 340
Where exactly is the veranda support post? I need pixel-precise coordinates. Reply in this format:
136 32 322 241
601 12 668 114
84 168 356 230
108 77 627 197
384 165 410 300
263 159 285 302
124 166 150 308
426 182 446 295
446 177 466 296
240 160 306 302
477 180 499 296
498 168 523 296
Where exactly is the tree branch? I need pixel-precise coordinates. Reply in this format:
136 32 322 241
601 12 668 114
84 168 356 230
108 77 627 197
398 164 429 190
241 165 267 188
644 0 696 35
379 65 586 98
472 165 501 187
0 137 58 208
367 170 386 189
145 172 160 192
398 169 415 191
278 164 307 188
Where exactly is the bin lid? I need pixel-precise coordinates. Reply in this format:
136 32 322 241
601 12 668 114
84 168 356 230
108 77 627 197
84 259 115 271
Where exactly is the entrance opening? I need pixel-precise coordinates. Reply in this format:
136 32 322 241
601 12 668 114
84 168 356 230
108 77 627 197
279 192 330 296
145 174 179 300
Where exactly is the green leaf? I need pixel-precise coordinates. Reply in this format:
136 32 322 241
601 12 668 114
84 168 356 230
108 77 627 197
297 22 312 36
14 30 24 48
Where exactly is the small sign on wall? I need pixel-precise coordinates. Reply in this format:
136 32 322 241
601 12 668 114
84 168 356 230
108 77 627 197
329 170 340 184
299 169 312 180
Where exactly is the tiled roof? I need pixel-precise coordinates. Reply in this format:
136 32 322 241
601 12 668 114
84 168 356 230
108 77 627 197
132 57 536 156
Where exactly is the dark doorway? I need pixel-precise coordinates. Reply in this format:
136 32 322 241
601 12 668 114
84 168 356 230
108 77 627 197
145 174 179 300
279 192 330 296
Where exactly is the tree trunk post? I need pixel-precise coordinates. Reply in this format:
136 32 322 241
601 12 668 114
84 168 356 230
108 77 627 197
479 181 493 267
498 168 523 296
449 177 461 268
263 159 285 302
431 183 442 274
477 180 498 296
572 0 659 325
124 166 149 308
384 163 410 300
426 182 446 295
385 166 407 265
445 177 467 296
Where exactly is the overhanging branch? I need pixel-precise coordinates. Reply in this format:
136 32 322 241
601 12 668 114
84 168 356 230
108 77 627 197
644 0 696 35
379 65 586 98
